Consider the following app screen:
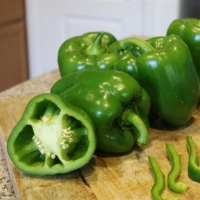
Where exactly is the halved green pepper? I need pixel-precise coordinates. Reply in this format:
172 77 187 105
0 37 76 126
58 31 118 77
167 18 200 80
7 93 96 176
51 69 150 153
108 35 200 126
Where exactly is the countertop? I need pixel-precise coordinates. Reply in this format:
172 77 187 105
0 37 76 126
2 69 200 200
0 70 60 200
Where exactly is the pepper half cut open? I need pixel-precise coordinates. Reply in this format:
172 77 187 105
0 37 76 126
7 93 96 176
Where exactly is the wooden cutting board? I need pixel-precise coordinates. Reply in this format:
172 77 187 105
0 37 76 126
1 96 200 200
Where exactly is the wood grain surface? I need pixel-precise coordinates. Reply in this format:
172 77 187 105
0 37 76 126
0 96 200 200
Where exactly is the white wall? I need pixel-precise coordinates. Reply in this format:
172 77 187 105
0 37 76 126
25 0 181 78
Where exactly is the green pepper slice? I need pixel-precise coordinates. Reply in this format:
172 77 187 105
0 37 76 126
148 156 177 200
7 93 96 176
186 135 200 182
166 143 188 194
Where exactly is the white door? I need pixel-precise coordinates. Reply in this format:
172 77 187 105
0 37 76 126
25 0 181 78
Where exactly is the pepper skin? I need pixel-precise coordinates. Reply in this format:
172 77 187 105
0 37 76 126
58 31 119 77
167 18 200 80
7 93 96 176
186 135 200 182
108 35 200 126
51 69 150 153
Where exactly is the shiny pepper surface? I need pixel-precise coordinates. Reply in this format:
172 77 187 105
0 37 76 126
51 69 150 153
167 18 200 81
58 31 118 77
108 35 200 126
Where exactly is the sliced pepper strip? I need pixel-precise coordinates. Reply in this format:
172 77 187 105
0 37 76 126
148 156 177 200
166 143 188 194
7 93 96 176
186 135 200 182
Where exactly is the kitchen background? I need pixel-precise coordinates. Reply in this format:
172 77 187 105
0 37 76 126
0 0 199 92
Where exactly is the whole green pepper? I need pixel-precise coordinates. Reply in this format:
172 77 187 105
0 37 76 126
58 31 118 77
108 35 200 126
51 69 150 153
167 18 200 80
7 93 96 176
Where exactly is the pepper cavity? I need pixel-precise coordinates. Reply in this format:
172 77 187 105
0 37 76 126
28 100 89 164
7 93 96 175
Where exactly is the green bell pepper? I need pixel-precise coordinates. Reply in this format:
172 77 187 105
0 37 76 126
7 93 96 176
51 69 150 153
108 35 200 126
58 31 118 77
167 18 200 80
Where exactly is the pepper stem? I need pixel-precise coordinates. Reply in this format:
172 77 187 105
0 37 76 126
108 37 156 55
121 108 148 146
84 32 106 55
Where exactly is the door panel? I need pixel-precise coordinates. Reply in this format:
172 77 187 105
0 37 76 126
60 14 121 39
25 0 180 78
142 0 181 36
0 21 28 91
